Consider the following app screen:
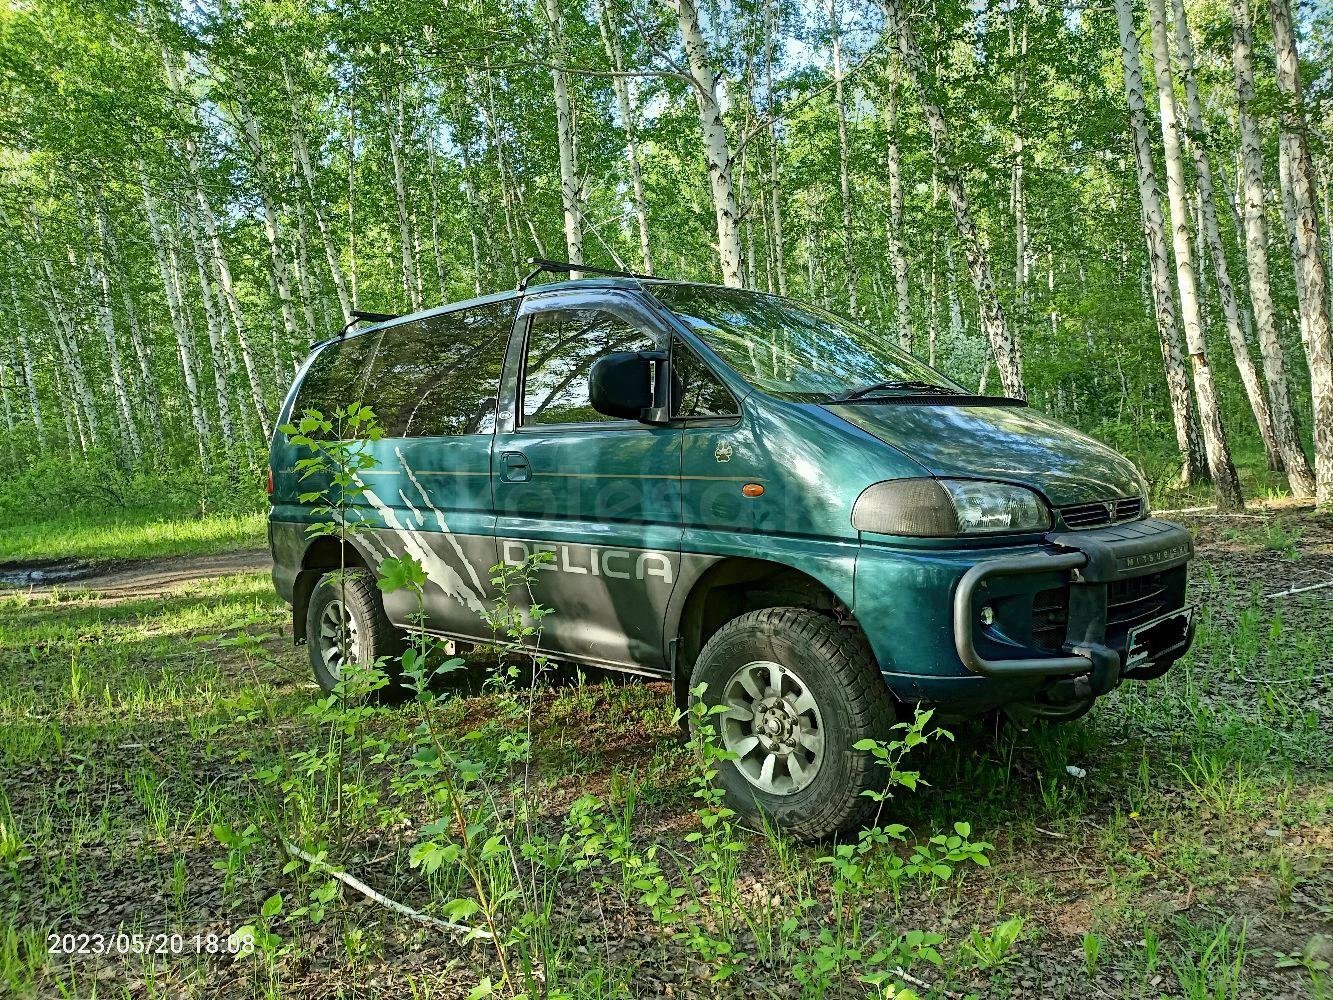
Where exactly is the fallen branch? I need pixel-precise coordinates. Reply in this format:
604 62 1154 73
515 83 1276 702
892 966 963 999
284 842 491 939
1151 504 1217 515
1264 579 1333 599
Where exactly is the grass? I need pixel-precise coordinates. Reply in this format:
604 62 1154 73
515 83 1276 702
1 514 1330 998
0 507 267 564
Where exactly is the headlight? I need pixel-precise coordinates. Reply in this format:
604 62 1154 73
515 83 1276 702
852 478 1051 537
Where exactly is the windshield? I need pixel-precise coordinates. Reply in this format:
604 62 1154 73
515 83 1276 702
651 285 962 401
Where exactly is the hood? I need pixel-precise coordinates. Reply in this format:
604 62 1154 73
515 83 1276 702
824 402 1143 506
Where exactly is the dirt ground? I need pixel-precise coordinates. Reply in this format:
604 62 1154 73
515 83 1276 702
0 549 271 601
2 505 1330 998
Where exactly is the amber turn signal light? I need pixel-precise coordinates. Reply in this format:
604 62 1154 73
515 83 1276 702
741 483 765 497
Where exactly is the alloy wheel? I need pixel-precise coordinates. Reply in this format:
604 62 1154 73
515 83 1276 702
720 659 825 795
318 598 359 680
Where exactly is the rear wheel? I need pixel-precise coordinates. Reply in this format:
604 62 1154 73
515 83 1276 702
306 570 407 697
688 607 897 840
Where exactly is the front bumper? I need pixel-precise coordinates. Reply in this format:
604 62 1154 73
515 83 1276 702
953 518 1194 706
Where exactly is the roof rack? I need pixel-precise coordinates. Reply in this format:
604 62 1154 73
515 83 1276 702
336 309 402 338
519 257 656 292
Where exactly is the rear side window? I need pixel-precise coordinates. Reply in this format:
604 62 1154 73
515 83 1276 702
363 301 516 437
292 331 382 416
522 308 656 425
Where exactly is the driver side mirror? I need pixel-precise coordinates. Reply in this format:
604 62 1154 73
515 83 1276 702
589 350 668 423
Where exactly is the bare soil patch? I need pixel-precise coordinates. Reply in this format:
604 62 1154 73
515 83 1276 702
0 548 271 599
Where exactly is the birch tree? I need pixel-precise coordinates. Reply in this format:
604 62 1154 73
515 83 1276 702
882 0 1023 398
598 0 652 273
1269 0 1333 505
388 88 423 311
1113 0 1204 485
884 60 912 351
668 0 744 288
1169 0 1291 486
1229 0 1316 498
1146 0 1243 509
763 0 787 295
8 278 45 453
285 61 354 325
828 0 857 314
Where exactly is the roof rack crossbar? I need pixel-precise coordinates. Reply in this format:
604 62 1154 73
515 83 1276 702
519 257 655 292
337 309 402 338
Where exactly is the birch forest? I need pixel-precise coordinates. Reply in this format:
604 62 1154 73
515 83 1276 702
0 0 1330 510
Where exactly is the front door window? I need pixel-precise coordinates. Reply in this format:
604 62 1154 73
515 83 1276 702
522 308 657 425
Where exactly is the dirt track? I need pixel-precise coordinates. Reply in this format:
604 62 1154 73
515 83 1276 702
0 549 271 600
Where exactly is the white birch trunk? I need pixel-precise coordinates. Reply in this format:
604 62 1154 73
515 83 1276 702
38 268 97 451
1269 0 1333 506
426 136 449 297
237 100 302 383
1146 0 1243 509
388 90 423 309
885 59 912 351
9 279 46 451
928 246 938 366
284 62 354 324
883 0 1022 397
474 75 523 284
544 0 585 274
18 205 99 449
598 0 653 273
187 207 239 471
763 0 787 295
670 0 744 287
99 208 164 445
1011 16 1028 312
455 120 487 295
85 212 143 466
828 0 856 313
142 179 212 470
1170 0 1289 479
1114 0 1205 484
193 186 273 440
291 203 321 342
0 333 17 455
166 61 272 440
50 365 81 457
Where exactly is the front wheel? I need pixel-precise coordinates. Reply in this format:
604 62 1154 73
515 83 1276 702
688 607 897 840
306 570 407 698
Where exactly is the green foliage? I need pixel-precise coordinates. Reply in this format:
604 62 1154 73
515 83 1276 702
960 915 1026 969
2 0 1325 514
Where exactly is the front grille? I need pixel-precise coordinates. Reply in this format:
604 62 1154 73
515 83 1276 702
1107 572 1170 628
1030 568 1179 652
1115 497 1144 521
1057 496 1144 530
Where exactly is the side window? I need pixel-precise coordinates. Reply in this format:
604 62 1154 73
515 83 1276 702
293 331 382 416
522 308 656 425
673 338 739 418
363 301 515 437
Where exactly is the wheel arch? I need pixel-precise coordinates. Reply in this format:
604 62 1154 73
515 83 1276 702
291 535 375 644
666 556 864 713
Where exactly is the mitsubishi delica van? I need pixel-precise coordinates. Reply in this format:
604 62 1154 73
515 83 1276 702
269 270 1195 839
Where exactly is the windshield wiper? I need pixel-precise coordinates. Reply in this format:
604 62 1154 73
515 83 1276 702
836 379 964 400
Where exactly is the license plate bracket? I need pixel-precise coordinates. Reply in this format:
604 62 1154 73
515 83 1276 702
1125 605 1195 670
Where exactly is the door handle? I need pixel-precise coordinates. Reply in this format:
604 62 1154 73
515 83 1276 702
499 451 532 483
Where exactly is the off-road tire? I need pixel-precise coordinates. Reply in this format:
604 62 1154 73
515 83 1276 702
688 607 897 841
306 570 408 699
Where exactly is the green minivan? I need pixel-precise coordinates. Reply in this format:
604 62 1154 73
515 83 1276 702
269 273 1195 838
